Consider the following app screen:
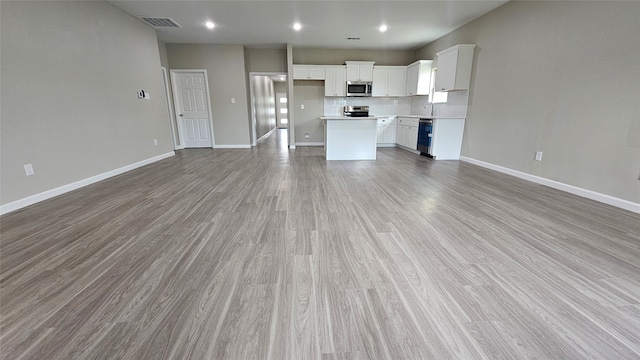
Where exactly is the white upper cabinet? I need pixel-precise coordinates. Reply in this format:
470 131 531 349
345 61 375 82
324 66 347 97
292 65 326 80
405 60 433 96
372 66 407 97
434 44 475 91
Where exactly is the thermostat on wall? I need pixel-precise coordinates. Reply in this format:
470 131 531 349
137 90 150 99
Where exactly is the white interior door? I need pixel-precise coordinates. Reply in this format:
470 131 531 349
171 71 213 148
275 92 288 129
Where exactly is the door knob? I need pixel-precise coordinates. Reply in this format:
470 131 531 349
179 114 184 117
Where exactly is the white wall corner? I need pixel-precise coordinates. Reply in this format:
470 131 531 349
459 156 640 214
0 152 175 216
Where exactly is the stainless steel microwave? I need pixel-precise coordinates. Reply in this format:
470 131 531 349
346 81 372 97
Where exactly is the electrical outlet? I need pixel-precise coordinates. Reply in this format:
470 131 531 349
304 133 310 139
24 164 34 176
535 151 543 161
154 139 158 146
231 98 236 104
301 104 305 110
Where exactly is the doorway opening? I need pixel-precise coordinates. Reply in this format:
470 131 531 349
249 72 288 146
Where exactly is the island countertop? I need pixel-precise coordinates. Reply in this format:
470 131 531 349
321 116 385 120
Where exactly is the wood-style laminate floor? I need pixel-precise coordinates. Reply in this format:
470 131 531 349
2 129 639 359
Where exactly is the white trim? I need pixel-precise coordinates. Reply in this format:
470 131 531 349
460 156 640 214
397 145 420 154
0 152 175 216
213 144 251 149
169 69 216 148
161 67 178 150
256 127 276 143
289 145 296 149
377 144 397 148
295 142 324 147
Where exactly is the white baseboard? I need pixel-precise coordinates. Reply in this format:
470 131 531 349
256 128 276 144
213 144 251 149
397 145 420 154
377 143 397 148
289 145 296 149
0 152 175 216
295 142 324 147
460 156 640 214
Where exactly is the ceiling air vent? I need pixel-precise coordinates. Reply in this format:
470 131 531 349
346 37 361 40
139 17 182 28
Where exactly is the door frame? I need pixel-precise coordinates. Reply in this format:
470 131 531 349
249 72 288 147
161 67 179 150
170 69 215 148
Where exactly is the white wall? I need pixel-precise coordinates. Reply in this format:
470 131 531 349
293 48 416 66
166 44 251 146
245 48 287 72
1 1 173 207
293 81 325 144
416 1 640 204
252 76 277 139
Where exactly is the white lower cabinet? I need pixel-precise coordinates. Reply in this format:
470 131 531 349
431 118 465 160
376 117 397 146
395 117 419 151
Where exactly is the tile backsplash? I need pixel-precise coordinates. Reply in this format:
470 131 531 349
410 91 469 118
324 97 412 116
325 92 468 118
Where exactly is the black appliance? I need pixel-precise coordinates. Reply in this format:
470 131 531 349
343 105 370 117
417 119 433 156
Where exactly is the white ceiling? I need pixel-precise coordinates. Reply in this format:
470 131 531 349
108 0 509 50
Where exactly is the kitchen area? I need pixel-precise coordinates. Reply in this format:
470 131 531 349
292 44 475 161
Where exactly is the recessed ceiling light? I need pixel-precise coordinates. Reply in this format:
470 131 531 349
378 25 388 32
292 23 302 31
205 21 215 29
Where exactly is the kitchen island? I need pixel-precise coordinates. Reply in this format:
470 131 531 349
321 116 379 160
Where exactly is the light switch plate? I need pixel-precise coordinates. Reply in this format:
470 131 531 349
24 164 34 176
